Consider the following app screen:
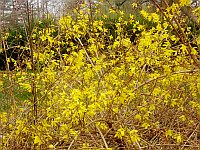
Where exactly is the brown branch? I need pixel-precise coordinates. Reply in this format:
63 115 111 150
150 0 200 68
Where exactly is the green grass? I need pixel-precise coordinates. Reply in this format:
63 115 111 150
0 72 32 112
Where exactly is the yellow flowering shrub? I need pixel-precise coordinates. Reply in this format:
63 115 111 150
0 1 200 149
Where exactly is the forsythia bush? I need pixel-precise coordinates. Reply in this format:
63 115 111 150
0 2 200 149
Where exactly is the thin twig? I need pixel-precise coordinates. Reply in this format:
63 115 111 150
150 0 182 41
150 0 200 68
181 123 200 150
136 141 142 150
134 69 200 91
67 131 80 150
67 117 110 149
77 37 103 83
96 127 109 149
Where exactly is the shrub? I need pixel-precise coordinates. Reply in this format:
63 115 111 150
0 1 200 149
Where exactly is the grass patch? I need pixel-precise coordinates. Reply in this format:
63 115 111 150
0 71 32 112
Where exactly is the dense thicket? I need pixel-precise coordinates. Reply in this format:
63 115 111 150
0 0 200 149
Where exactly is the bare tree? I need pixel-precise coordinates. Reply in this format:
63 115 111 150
0 0 14 29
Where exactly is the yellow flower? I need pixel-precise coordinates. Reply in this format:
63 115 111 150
49 144 54 149
180 0 190 6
